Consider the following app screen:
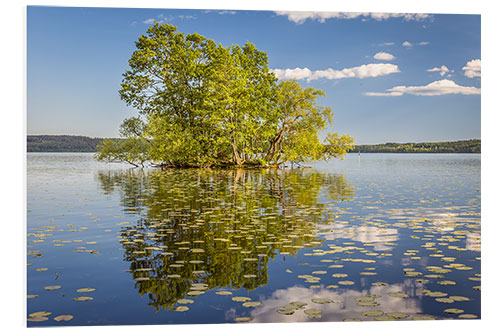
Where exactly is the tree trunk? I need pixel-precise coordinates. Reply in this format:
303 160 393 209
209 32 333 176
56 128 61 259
265 128 285 162
232 137 243 165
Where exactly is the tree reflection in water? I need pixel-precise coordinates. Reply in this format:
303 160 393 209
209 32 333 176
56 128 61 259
96 168 354 311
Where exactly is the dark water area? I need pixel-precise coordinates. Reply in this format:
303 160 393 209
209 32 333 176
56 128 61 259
26 153 481 326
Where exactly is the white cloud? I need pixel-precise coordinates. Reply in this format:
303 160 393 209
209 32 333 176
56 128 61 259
143 18 157 24
249 283 422 323
365 79 481 96
380 42 395 46
217 10 237 15
274 11 431 24
177 15 196 20
462 59 481 78
373 52 395 61
403 41 429 48
427 65 450 76
143 13 195 25
271 63 400 82
271 67 313 81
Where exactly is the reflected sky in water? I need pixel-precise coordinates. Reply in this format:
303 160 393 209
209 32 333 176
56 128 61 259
27 153 480 326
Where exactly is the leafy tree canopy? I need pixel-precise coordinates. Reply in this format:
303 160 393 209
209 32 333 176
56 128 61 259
97 22 354 168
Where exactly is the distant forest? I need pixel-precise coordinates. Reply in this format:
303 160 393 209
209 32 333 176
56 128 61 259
27 135 120 152
27 135 480 154
354 139 480 153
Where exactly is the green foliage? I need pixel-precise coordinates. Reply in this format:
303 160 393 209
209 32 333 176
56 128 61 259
100 22 353 168
354 140 480 153
267 80 354 165
324 133 356 159
96 138 149 167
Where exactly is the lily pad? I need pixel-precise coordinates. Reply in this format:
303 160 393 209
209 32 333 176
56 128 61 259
444 308 464 314
34 267 48 272
332 273 348 278
76 288 96 293
338 280 354 285
435 298 455 303
27 316 49 322
426 291 448 297
277 308 295 315
215 290 233 295
29 311 52 317
289 301 308 309
74 296 93 301
243 274 257 278
412 315 436 320
458 314 478 319
375 316 396 321
177 299 194 304
134 277 150 281
356 301 380 307
232 296 252 302
312 270 327 275
438 280 456 285
362 310 384 317
44 285 61 291
235 317 252 322
54 315 74 322
242 301 261 308
304 308 322 319
388 292 409 298
311 298 333 304
356 296 376 302
174 306 189 312
372 282 388 286
386 312 409 319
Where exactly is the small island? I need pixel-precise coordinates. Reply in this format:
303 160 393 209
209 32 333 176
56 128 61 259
95 23 354 168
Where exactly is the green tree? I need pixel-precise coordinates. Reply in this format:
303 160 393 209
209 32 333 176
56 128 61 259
98 22 354 168
95 117 150 167
267 80 354 166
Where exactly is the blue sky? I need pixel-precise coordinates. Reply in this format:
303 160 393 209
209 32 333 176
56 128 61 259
27 6 481 144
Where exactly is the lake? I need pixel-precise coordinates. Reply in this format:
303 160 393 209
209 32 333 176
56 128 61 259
26 153 481 326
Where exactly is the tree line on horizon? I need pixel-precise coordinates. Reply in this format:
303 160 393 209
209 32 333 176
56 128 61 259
27 135 120 152
27 135 480 154
354 139 480 153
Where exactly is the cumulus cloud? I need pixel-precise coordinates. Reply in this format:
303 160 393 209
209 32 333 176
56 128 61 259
427 65 450 76
143 13 195 25
217 10 237 15
271 67 313 81
462 59 481 78
143 18 158 24
364 79 481 96
373 52 395 61
271 63 400 82
274 11 431 24
248 283 422 323
403 41 429 48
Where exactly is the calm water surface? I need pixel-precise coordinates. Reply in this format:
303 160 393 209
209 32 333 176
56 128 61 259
27 153 481 326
